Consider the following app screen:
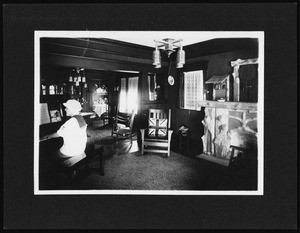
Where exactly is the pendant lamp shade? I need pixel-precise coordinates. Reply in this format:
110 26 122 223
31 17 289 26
152 47 161 66
152 38 185 69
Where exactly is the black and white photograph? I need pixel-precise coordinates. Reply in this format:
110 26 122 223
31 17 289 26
4 3 297 229
35 31 264 195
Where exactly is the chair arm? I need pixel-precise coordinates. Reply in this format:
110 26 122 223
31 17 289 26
168 129 173 141
140 128 145 141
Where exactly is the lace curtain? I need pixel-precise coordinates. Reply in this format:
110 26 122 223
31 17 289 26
119 76 139 114
183 70 204 110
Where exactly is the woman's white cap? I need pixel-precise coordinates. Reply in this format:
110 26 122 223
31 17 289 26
63 99 82 113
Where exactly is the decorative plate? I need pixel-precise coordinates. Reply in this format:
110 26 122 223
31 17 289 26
168 75 175 85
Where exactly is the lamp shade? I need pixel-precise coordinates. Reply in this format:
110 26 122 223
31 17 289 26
152 48 161 65
155 63 161 69
176 48 185 65
176 62 184 68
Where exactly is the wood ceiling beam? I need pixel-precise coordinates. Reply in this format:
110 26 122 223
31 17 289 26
41 38 153 59
41 47 153 65
40 53 165 73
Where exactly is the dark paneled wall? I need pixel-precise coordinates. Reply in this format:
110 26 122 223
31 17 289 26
163 47 258 153
205 47 258 78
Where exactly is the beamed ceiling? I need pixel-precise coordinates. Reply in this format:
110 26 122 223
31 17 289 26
40 37 258 78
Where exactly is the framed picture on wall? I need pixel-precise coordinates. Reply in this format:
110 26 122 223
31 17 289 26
147 72 167 103
49 109 62 123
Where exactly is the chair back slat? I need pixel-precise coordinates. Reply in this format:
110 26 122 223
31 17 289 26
129 110 135 128
149 109 167 119
115 111 132 126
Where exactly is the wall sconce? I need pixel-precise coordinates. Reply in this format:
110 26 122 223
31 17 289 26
152 38 185 69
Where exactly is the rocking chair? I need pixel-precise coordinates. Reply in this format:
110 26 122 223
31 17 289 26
111 109 135 143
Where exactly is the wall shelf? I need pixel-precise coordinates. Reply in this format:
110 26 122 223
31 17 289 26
198 100 257 111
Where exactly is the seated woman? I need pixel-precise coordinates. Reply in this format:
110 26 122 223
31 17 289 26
41 99 88 167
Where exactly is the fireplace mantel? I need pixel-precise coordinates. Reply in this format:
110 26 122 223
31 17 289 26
198 100 257 111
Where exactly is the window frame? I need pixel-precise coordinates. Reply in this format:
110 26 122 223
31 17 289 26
178 62 208 110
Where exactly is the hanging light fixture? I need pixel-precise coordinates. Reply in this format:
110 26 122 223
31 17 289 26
68 68 87 88
82 69 86 83
68 70 73 82
153 38 185 69
75 68 81 82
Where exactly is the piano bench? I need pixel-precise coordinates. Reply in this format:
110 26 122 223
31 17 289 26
61 144 105 180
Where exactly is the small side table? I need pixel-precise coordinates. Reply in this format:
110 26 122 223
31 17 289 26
85 144 105 176
178 128 190 153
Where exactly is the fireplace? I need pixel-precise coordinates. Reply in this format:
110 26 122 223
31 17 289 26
201 101 257 160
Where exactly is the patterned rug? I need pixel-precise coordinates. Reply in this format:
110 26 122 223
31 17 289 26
86 124 117 146
76 150 209 191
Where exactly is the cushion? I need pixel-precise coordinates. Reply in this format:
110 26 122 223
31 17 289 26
148 118 168 128
147 118 168 138
145 129 168 140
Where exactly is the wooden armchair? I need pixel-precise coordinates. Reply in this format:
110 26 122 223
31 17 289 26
111 110 135 143
228 145 258 186
140 109 173 157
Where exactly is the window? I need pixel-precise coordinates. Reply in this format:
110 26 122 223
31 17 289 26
179 70 204 110
119 76 139 114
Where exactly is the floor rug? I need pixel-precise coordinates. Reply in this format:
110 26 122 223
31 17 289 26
86 124 117 146
75 151 213 191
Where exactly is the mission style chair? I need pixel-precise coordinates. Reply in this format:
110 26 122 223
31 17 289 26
111 109 135 143
140 109 173 157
